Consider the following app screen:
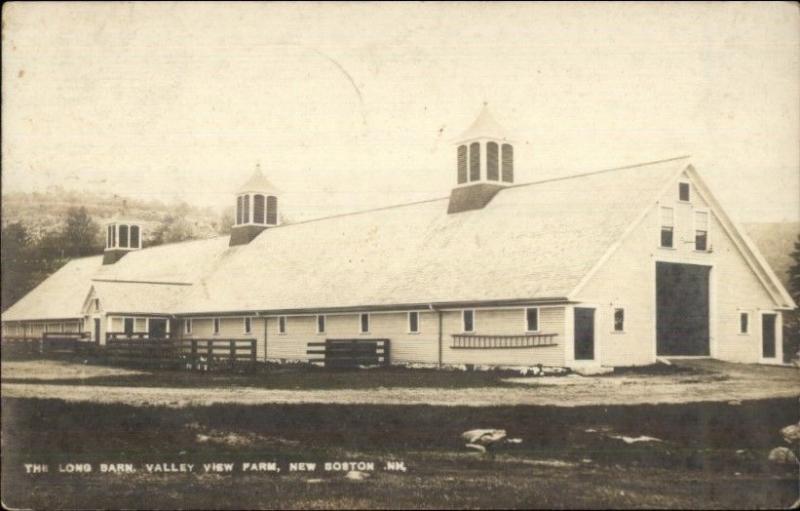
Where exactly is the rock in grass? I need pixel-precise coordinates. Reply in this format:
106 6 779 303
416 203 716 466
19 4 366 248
781 423 800 444
462 429 507 446
345 470 370 481
768 447 798 465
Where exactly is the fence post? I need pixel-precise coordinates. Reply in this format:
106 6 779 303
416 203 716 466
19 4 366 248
229 339 235 368
250 339 257 370
191 339 197 371
207 339 213 371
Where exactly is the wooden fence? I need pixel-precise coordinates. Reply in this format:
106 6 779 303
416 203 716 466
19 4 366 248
173 338 258 371
307 338 391 369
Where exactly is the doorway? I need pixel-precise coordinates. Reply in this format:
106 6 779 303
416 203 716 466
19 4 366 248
656 262 710 356
148 318 168 339
762 313 777 359
574 307 595 361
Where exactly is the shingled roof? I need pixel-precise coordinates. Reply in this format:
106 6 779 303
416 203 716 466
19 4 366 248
3 156 701 321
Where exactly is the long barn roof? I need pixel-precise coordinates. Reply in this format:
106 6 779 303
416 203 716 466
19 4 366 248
9 156 771 321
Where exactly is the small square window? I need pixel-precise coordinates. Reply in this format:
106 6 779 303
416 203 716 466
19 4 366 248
679 182 690 202
244 317 251 334
463 310 475 333
360 313 370 334
317 315 326 334
614 308 625 332
278 316 287 334
739 312 749 334
526 308 539 332
213 318 220 335
408 312 419 333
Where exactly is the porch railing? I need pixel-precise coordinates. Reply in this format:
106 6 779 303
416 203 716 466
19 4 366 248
451 333 558 349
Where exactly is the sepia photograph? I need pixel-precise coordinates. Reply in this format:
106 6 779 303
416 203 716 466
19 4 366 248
1 2 799 509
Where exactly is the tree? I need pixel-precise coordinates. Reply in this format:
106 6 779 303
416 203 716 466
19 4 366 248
61 206 103 257
149 215 197 246
785 233 800 363
1 222 35 311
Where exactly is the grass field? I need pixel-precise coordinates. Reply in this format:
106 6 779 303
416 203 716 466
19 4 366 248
2 396 798 509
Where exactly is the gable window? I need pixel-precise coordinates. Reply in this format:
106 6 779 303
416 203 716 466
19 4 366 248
184 319 192 334
525 307 539 332
124 317 134 336
739 312 749 334
93 298 100 311
469 142 480 182
694 210 709 251
679 182 690 202
317 315 326 334
408 311 419 333
660 207 674 248
278 316 287 334
462 309 475 333
213 318 220 335
244 317 251 334
360 313 370 334
613 308 625 332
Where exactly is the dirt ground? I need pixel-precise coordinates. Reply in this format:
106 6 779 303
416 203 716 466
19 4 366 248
2 358 797 407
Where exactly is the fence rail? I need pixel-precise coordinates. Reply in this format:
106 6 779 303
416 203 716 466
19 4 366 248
451 333 558 349
307 338 391 368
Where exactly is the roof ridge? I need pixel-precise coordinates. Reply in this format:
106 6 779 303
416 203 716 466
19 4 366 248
91 279 193 286
504 155 692 191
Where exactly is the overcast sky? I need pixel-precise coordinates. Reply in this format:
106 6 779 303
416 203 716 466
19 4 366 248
2 2 798 223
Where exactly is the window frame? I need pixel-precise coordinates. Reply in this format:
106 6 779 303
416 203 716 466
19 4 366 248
278 316 287 335
739 311 749 335
693 208 710 252
678 181 691 202
213 318 220 335
316 315 326 335
613 307 625 333
408 311 420 334
359 313 370 334
524 307 539 333
462 309 475 333
659 206 675 249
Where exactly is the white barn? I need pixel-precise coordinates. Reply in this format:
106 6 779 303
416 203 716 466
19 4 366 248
2 106 795 368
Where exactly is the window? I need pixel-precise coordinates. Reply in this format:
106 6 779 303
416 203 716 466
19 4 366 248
184 319 192 334
695 210 709 251
679 182 690 202
134 318 147 332
486 142 499 181
243 195 250 224
267 196 278 225
317 315 326 334
525 307 539 332
613 308 625 332
244 317 251 334
111 225 116 247
119 225 129 248
124 317 134 336
107 225 112 248
236 196 243 225
408 311 419 333
501 144 514 183
457 145 467 184
360 313 370 334
469 142 480 181
660 207 674 248
462 310 475 333
213 318 220 335
253 194 265 224
739 312 749 334
130 225 140 249
278 316 286 334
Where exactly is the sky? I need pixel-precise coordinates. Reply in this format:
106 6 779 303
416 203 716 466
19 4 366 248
2 2 799 223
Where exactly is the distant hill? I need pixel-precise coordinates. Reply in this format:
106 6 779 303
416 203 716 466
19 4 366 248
744 221 799 290
2 188 230 243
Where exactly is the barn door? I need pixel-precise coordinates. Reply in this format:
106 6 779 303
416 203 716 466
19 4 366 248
762 314 777 359
574 308 595 361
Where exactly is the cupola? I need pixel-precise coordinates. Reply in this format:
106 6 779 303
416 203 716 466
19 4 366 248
103 217 142 264
448 103 515 214
229 164 280 246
